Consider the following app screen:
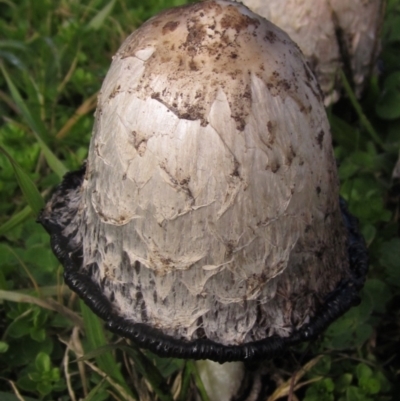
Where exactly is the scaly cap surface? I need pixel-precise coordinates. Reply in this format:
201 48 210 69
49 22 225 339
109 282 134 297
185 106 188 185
39 0 368 362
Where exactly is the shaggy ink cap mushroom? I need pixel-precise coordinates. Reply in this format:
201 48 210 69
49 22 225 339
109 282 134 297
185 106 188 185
39 0 368 363
239 0 385 105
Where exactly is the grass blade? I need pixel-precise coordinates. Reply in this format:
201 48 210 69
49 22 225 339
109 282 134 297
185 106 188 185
0 39 29 52
0 62 47 138
56 92 98 139
119 345 174 401
36 136 68 179
178 361 192 401
187 361 210 401
59 329 137 401
0 205 32 236
80 302 133 397
82 378 107 401
0 289 83 329
86 0 116 31
339 69 384 147
0 146 44 216
0 62 67 179
78 344 123 362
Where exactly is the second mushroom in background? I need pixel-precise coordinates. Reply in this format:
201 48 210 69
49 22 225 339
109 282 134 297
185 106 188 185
239 0 385 105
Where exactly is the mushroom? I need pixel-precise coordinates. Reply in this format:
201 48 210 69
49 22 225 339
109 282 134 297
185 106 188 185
39 0 367 369
238 0 385 105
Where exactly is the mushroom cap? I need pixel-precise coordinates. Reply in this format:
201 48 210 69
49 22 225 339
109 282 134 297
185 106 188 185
39 0 368 362
240 0 384 105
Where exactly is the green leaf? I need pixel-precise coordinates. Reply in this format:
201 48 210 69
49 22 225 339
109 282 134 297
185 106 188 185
304 379 334 401
342 294 373 324
35 351 51 373
361 224 376 246
50 367 60 382
30 327 46 342
323 378 335 393
3 335 53 369
37 381 52 396
86 0 117 31
336 374 353 393
7 318 32 339
325 316 373 349
356 363 373 381
308 355 331 376
29 372 42 382
32 306 48 328
359 377 380 395
375 371 392 393
346 385 372 401
16 375 39 392
0 341 9 353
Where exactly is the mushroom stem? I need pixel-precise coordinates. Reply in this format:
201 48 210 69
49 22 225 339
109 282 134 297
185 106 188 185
196 360 246 401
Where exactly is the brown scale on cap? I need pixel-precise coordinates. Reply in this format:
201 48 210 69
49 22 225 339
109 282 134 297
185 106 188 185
116 0 315 131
